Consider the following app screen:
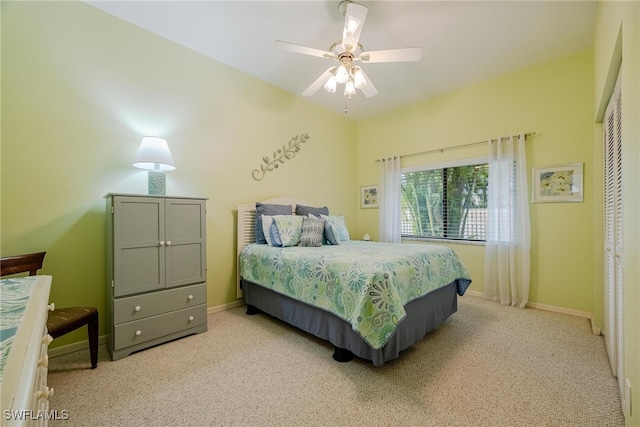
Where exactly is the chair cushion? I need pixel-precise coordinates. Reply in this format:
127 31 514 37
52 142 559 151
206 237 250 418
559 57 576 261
47 307 98 338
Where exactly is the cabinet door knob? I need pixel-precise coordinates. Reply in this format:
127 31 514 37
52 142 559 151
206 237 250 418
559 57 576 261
135 330 142 336
188 316 194 322
48 303 55 311
38 354 49 368
188 295 193 300
134 305 141 312
159 241 165 246
37 387 54 400
166 241 172 246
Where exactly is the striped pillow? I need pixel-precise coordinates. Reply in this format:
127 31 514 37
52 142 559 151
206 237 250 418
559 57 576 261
299 216 325 247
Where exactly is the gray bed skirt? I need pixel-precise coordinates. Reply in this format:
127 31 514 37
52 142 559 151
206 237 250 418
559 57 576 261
241 278 461 367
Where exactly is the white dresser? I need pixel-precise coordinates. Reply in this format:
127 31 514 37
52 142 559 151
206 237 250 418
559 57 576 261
1 275 54 427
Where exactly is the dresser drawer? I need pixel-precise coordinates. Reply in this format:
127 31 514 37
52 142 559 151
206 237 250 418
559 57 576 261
113 283 206 324
114 304 206 350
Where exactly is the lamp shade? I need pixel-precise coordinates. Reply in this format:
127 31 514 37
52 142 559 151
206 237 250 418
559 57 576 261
344 79 356 96
132 137 176 171
352 67 367 89
335 65 349 84
323 75 337 93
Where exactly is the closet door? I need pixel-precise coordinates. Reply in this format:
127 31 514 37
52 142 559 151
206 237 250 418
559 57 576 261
602 69 622 381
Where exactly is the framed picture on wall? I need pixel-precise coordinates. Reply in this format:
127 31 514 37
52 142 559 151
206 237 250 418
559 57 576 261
361 185 379 208
531 163 584 203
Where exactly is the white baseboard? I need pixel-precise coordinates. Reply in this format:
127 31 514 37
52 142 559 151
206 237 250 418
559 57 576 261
590 319 601 336
206 299 245 315
463 290 599 335
463 290 485 298
48 335 107 359
49 300 247 359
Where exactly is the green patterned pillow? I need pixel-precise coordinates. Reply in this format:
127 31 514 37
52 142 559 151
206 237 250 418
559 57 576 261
320 215 350 241
272 215 304 247
299 216 324 247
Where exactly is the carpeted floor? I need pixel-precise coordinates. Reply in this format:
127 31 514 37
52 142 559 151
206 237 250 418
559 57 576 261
47 295 624 426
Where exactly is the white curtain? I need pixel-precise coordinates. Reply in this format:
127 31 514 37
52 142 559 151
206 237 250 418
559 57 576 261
484 133 531 308
378 156 402 243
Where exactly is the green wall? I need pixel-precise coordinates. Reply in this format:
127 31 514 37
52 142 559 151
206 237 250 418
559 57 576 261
1 2 357 347
355 50 595 314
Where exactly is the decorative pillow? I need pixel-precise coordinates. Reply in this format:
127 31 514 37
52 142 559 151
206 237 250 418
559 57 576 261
272 215 304 247
323 221 341 245
310 214 340 245
299 216 325 247
268 221 283 247
295 204 329 217
255 203 292 244
320 215 351 241
261 215 282 247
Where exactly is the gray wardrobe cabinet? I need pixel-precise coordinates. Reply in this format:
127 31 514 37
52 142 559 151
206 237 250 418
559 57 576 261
106 194 208 361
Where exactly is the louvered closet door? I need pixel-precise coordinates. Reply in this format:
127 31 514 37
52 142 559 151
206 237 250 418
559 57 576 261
602 69 622 380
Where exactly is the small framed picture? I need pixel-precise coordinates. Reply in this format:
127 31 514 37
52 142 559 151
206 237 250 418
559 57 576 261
361 185 379 209
532 163 584 203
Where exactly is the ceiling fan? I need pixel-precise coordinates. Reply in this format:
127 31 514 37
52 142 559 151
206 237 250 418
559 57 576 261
275 0 422 100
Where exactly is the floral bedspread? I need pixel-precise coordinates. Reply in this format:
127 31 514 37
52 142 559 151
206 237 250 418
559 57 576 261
0 276 37 381
240 241 472 349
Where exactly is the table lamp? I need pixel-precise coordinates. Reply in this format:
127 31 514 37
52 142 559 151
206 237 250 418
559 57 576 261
132 137 175 195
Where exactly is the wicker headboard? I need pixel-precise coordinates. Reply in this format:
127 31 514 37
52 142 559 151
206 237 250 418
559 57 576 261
236 196 316 298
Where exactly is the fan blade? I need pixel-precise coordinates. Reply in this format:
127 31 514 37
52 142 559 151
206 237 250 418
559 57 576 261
357 68 378 98
303 67 337 96
275 40 336 60
359 47 422 63
342 2 368 53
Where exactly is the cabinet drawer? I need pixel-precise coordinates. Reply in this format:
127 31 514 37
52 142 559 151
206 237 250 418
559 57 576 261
114 304 206 350
113 283 206 324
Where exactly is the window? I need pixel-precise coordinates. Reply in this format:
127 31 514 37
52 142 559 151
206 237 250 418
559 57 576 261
401 162 488 241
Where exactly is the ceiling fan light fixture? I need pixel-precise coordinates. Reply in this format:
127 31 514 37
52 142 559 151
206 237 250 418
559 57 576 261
335 65 349 84
276 0 420 103
324 75 337 93
344 79 356 96
352 67 367 89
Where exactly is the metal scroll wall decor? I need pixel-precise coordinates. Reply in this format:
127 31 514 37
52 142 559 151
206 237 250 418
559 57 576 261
252 133 310 181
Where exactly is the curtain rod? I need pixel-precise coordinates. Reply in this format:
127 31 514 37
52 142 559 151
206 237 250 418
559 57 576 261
376 132 536 162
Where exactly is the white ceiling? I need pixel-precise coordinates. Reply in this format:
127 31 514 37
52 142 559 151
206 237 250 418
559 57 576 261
86 1 597 121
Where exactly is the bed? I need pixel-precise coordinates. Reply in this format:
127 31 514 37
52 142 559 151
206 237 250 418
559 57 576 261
237 197 471 366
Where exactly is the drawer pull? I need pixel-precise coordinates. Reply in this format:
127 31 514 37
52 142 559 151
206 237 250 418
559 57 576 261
48 303 55 311
188 295 194 300
189 316 194 322
135 330 142 336
38 354 49 368
42 334 54 345
134 306 141 312
37 387 54 400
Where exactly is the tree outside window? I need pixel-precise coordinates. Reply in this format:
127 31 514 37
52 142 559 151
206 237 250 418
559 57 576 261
401 164 488 241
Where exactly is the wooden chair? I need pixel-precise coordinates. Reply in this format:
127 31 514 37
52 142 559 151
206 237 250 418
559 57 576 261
0 252 99 369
